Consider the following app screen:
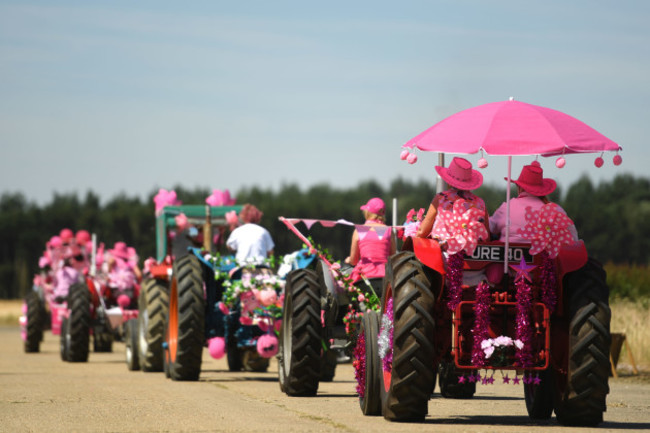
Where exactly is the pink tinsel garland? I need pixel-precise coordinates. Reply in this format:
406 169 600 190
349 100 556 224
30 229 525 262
353 328 366 397
471 281 491 367
540 252 557 313
515 278 535 368
446 253 464 311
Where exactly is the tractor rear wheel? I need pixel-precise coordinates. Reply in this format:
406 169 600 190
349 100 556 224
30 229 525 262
358 309 381 416
64 283 91 362
166 254 205 381
125 318 140 371
554 258 610 426
138 278 169 372
381 252 437 422
278 268 322 396
24 292 44 353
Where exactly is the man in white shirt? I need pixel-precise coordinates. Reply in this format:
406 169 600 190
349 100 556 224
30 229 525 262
226 204 274 263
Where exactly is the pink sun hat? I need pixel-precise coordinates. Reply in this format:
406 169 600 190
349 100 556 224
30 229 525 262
435 157 483 190
360 197 385 215
509 164 556 196
110 241 130 260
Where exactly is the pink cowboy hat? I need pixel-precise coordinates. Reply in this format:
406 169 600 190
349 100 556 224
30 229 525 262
435 157 483 190
75 230 91 245
59 228 74 243
360 197 385 215
509 164 556 196
110 241 130 260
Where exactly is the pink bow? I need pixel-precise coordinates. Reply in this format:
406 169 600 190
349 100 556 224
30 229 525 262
153 189 182 216
205 189 236 207
517 203 575 258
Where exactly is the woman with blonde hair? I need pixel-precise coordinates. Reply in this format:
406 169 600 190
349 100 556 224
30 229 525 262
345 197 396 283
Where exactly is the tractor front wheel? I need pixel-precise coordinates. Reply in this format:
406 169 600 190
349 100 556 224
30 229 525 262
125 318 140 371
278 268 322 396
358 309 381 416
64 283 91 362
138 278 169 372
24 292 44 353
166 255 205 381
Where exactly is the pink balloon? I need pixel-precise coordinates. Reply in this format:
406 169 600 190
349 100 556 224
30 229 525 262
256 334 279 358
208 337 226 359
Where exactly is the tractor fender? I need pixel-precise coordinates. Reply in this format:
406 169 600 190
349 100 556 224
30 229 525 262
556 241 588 280
402 237 446 276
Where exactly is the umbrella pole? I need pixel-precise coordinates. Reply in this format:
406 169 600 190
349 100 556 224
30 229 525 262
504 156 512 273
436 153 447 193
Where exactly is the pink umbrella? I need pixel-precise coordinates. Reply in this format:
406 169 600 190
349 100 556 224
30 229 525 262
401 98 623 271
403 98 622 157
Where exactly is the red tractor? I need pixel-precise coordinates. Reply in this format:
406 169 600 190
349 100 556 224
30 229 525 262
357 236 610 427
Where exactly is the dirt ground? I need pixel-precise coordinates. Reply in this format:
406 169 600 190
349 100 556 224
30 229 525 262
1 325 649 433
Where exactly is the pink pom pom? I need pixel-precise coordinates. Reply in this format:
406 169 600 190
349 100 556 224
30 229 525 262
555 157 566 168
117 294 131 309
256 334 279 358
477 157 488 169
530 160 541 167
208 337 226 359
613 154 622 166
594 157 604 168
406 153 418 164
400 149 410 160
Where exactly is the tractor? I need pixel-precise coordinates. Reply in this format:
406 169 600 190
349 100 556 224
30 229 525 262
357 234 610 427
125 204 241 372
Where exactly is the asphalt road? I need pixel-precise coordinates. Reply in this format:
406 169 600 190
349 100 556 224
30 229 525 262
1 326 649 433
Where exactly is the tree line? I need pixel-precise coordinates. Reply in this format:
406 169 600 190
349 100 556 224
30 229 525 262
1 174 648 299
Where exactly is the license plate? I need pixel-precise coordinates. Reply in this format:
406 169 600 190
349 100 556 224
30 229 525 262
467 244 533 263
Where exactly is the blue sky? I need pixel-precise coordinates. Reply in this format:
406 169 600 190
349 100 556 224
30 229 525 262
1 1 647 206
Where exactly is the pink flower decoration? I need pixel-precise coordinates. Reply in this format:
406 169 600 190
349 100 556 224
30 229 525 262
431 199 488 256
594 156 604 168
555 157 566 168
205 189 236 207
517 204 575 258
613 154 622 166
400 149 410 160
143 257 156 274
477 157 488 169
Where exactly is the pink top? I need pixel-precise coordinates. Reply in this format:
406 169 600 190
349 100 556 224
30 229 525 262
350 222 391 282
431 189 487 237
490 191 578 242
